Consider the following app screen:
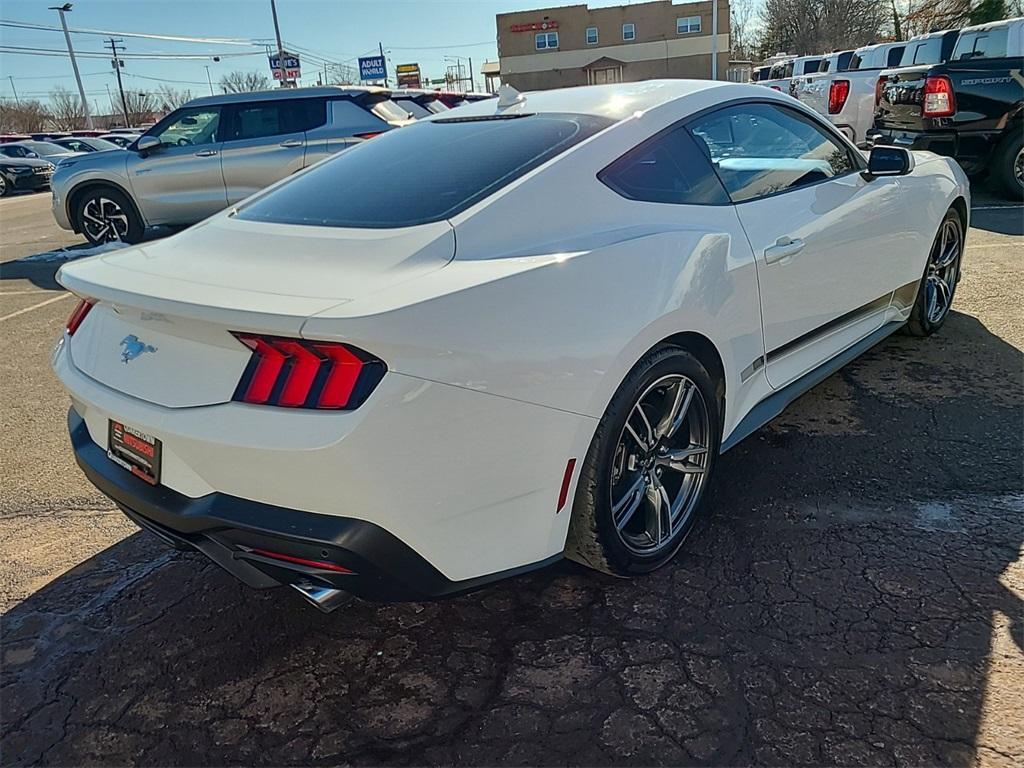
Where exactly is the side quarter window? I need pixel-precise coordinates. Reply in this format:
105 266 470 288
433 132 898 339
598 124 730 205
688 103 859 204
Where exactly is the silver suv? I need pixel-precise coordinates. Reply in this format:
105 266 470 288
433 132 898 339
51 86 413 244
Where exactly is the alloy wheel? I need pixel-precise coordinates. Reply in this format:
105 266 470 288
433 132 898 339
925 218 961 324
82 196 129 243
1014 146 1024 190
0 175 7 196
609 374 710 556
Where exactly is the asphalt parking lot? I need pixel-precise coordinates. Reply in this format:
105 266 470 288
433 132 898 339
1 188 1021 766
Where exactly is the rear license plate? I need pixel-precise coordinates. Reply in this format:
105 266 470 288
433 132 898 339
108 420 161 485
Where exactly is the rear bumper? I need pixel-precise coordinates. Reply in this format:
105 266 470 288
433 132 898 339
69 408 559 601
866 128 998 175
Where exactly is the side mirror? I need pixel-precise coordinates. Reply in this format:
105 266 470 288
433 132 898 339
864 145 914 178
136 135 160 153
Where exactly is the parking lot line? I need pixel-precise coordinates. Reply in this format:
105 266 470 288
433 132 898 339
0 293 70 322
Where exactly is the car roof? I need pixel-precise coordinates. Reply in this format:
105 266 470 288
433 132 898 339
438 80 738 122
184 85 391 108
958 17 1022 33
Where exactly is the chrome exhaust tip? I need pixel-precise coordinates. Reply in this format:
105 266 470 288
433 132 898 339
291 582 352 613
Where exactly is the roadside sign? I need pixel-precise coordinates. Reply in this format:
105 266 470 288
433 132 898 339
396 63 421 88
269 51 300 80
359 55 387 81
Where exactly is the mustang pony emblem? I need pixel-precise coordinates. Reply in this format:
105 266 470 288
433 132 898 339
120 335 157 364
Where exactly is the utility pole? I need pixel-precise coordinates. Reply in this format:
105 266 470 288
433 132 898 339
711 0 719 80
105 38 130 128
270 0 291 88
379 41 388 87
468 57 474 92
205 65 215 95
50 3 94 128
8 76 18 105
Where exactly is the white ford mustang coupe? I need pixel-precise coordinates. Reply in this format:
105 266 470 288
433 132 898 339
54 81 969 610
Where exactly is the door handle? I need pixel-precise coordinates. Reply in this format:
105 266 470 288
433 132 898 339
279 139 304 148
193 149 218 157
764 237 805 264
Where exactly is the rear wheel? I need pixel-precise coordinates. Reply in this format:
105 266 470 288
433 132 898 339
0 174 9 197
904 209 963 337
74 187 143 245
565 346 721 576
989 131 1024 201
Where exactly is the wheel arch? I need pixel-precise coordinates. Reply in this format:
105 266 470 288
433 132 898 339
66 179 146 234
950 195 968 233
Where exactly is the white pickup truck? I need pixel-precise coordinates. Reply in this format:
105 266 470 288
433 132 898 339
791 40 907 145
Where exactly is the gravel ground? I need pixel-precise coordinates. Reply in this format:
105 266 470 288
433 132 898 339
1 188 1021 766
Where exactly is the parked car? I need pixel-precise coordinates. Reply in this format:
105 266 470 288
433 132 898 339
51 136 123 153
390 89 449 118
870 17 1023 198
785 55 824 96
791 50 855 108
435 91 496 108
792 40 907 144
816 49 856 74
892 28 961 70
750 64 773 83
0 140 82 162
70 129 110 138
98 133 142 148
0 155 55 196
0 133 32 144
53 80 969 610
758 57 797 91
51 86 415 244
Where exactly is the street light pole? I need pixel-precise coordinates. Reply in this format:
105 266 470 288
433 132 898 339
8 76 18 105
50 3 94 128
711 0 719 80
205 66 214 95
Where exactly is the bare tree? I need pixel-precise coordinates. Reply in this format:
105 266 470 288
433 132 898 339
731 0 760 59
901 0 1020 35
758 0 889 56
112 91 158 128
219 70 271 93
48 86 87 131
155 85 194 112
0 99 50 133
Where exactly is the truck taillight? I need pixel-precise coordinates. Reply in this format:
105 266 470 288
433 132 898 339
922 75 955 117
231 333 386 410
874 75 888 106
828 79 850 114
66 298 95 336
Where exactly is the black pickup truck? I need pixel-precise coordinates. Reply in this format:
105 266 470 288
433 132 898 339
869 17 1023 198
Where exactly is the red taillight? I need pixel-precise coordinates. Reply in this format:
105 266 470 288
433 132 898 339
874 75 889 106
65 298 95 336
353 131 382 140
248 548 354 574
231 333 385 410
828 79 850 114
922 75 955 117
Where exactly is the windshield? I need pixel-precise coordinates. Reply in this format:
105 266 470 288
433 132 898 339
23 141 66 156
393 97 433 119
86 137 122 151
236 113 612 229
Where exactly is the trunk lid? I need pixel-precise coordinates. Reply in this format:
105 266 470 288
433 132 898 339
59 215 454 408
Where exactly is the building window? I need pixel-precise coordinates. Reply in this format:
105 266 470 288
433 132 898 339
622 23 635 41
586 26 599 45
677 16 701 34
535 31 559 50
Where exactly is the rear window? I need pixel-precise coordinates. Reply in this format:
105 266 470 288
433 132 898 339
953 27 1010 60
799 58 822 74
369 98 412 123
236 113 612 229
393 97 432 119
900 38 942 66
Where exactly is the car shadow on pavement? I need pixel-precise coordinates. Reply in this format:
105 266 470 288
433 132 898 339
3 311 1022 767
970 205 1023 237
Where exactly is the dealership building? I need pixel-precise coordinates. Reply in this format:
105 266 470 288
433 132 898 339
495 0 730 91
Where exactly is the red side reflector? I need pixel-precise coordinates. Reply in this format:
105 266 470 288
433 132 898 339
556 458 577 513
66 298 95 336
828 79 850 114
770 85 781 91
249 548 354 574
354 131 382 140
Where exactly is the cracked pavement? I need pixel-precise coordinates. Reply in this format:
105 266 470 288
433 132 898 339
1 191 1022 766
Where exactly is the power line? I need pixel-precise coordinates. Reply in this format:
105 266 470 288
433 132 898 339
0 19 257 46
0 45 260 60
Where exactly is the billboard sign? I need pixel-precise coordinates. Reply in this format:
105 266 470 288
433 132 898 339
359 55 387 81
269 51 301 80
396 63 421 88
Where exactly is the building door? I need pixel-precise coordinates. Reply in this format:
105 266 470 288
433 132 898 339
589 67 622 84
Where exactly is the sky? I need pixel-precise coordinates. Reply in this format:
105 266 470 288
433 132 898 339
0 0 706 110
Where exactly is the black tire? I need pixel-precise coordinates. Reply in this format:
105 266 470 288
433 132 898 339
73 186 144 245
565 345 721 576
904 208 963 337
0 173 9 197
989 131 1024 201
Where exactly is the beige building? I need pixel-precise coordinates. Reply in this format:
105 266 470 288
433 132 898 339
496 0 730 91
